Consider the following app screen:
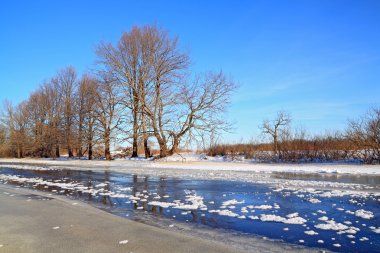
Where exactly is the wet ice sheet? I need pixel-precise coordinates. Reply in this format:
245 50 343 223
0 167 379 253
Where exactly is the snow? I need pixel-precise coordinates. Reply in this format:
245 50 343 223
95 183 107 188
260 214 285 223
148 201 175 208
308 198 321 204
221 199 245 206
286 212 299 218
214 209 239 217
1 156 380 176
251 204 272 210
283 217 307 225
172 191 206 210
304 230 318 236
259 214 307 225
344 228 359 234
318 216 329 221
354 209 374 219
314 220 348 231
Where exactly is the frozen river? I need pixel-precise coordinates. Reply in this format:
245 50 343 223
0 166 379 252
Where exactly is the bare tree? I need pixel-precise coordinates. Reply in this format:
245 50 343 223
347 107 380 164
96 25 189 158
76 75 99 160
97 25 236 158
4 101 30 158
53 66 77 157
93 74 124 160
260 111 292 157
96 28 142 157
151 71 236 156
0 123 7 157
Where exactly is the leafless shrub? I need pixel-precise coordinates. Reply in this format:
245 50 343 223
346 108 380 164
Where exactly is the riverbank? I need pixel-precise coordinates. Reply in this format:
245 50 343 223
1 158 379 195
0 157 379 175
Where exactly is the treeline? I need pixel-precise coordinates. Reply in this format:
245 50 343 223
207 109 380 164
0 25 235 160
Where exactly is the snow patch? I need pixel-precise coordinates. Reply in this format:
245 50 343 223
354 209 374 219
304 230 318 236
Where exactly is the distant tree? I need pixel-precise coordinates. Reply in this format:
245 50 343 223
26 90 46 157
4 101 30 158
260 111 292 157
347 107 380 164
0 123 7 156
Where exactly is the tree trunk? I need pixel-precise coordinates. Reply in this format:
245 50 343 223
88 142 93 160
55 144 60 158
160 145 168 158
169 136 180 156
104 128 111 160
131 90 139 157
78 122 83 157
141 114 150 158
17 145 23 159
144 138 150 158
132 133 138 157
68 146 73 157
274 131 278 156
88 121 93 160
158 139 168 158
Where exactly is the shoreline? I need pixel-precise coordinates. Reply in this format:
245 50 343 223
0 157 379 175
1 158 379 195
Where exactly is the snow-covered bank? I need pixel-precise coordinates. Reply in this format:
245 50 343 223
151 161 380 175
0 154 379 175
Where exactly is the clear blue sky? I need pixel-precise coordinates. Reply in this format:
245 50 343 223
1 0 379 142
